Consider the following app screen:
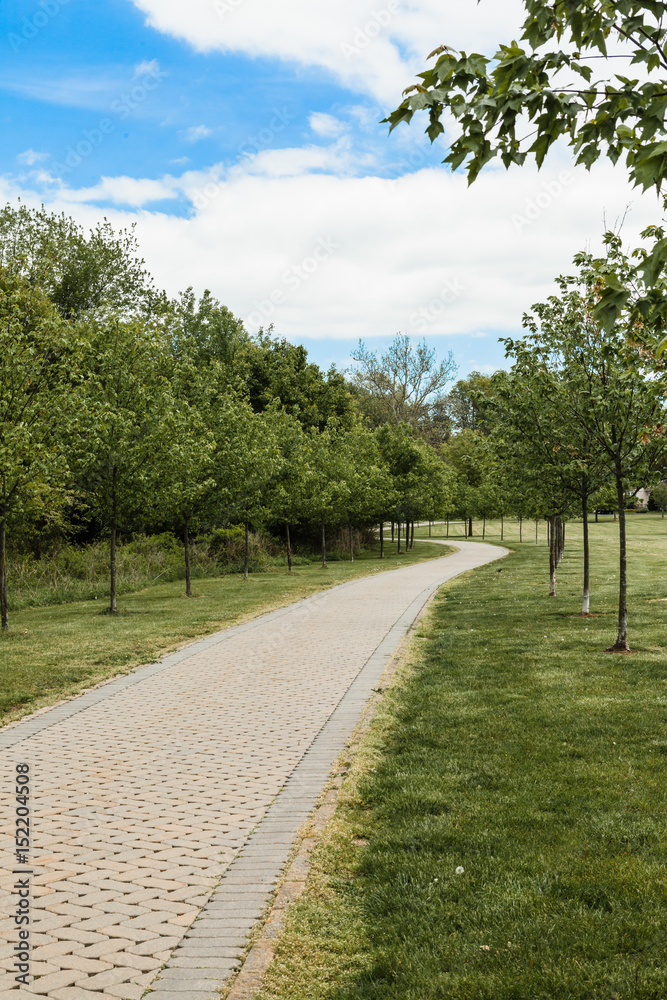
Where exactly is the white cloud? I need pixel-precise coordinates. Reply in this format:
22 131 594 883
130 0 528 103
4 147 659 347
183 125 213 143
55 176 178 208
17 149 49 166
310 112 345 138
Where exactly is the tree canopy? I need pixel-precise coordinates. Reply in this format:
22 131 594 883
385 1 667 192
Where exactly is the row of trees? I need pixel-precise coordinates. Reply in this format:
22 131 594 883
5 200 667 655
0 205 460 629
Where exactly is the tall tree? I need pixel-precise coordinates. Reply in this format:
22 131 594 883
165 287 248 367
351 334 457 429
240 330 356 432
0 202 154 320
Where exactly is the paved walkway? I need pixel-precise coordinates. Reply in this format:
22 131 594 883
0 542 506 1000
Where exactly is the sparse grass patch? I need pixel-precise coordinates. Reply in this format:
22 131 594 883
255 517 667 1000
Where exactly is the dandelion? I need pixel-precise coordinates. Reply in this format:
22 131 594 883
455 866 464 875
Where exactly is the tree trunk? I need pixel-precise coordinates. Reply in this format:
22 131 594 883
663 507 665 520
322 521 327 569
286 523 293 574
397 521 402 554
349 524 354 562
468 516 473 537
184 521 192 598
535 519 539 545
429 521 432 538
110 472 118 615
608 469 630 651
244 521 249 580
559 520 565 564
391 521 395 542
464 517 468 539
0 515 8 631
483 515 486 540
595 509 599 523
405 520 410 552
549 515 557 597
501 513 504 541
446 517 449 537
380 522 384 559
519 516 523 543
410 521 415 549
581 497 590 615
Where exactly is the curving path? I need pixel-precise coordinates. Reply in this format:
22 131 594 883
0 541 507 1000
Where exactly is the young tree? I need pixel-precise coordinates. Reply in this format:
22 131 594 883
72 319 192 614
651 481 667 517
302 425 352 569
512 273 667 648
489 338 613 612
377 423 455 549
159 353 219 597
265 414 313 572
215 404 283 580
0 271 80 629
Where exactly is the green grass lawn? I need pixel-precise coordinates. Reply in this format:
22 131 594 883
0 540 448 728
254 515 667 1000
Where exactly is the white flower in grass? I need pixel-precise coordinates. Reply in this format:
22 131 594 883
455 866 465 875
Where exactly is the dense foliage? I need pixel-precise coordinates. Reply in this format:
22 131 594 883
2 201 667 652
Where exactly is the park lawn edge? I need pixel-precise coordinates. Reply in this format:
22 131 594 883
251 528 667 1000
0 540 454 730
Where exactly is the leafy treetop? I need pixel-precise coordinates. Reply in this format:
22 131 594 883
385 1 667 192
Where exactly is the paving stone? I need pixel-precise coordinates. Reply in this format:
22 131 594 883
0 543 504 997
146 992 220 1000
168 958 240 970
151 981 228 992
30 969 81 993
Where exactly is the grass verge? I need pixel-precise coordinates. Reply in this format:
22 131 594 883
0 540 449 728
254 517 667 1000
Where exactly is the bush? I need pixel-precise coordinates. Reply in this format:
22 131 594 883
6 533 221 611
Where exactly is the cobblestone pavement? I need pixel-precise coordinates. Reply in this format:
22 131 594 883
0 542 506 1000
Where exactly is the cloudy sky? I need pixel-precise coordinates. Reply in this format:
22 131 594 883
0 0 662 378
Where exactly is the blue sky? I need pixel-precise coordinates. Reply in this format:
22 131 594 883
0 0 659 381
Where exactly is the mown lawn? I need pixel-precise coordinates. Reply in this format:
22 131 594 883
254 516 667 1000
0 540 447 728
